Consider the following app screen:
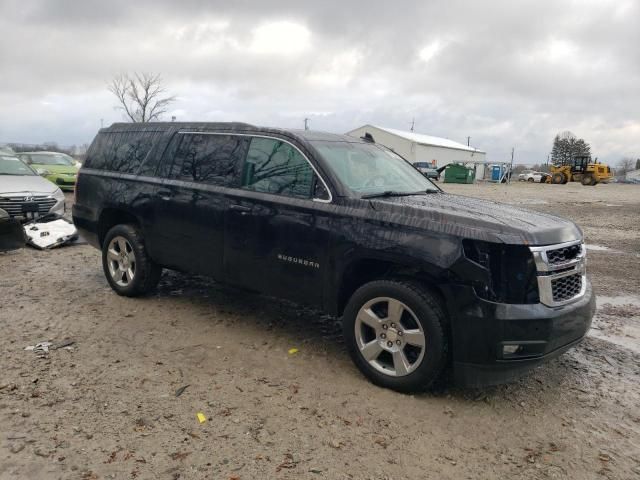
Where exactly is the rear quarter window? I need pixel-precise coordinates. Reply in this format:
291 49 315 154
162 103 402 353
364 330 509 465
84 130 164 174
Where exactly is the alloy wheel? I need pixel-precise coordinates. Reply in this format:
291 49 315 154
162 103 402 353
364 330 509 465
106 236 136 287
354 297 426 377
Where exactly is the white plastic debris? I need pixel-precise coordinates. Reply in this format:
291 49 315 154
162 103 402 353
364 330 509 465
24 342 53 354
24 219 78 249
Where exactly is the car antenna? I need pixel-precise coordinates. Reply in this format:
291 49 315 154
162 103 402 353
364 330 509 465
361 132 375 143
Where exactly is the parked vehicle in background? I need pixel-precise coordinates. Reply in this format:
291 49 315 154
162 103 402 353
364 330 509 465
413 162 441 180
518 170 545 182
0 154 65 221
74 122 595 392
17 151 79 191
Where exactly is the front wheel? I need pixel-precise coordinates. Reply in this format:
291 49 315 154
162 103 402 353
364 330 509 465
102 224 162 297
343 280 448 392
581 174 595 186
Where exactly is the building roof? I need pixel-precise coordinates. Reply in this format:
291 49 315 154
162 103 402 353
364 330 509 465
347 124 485 154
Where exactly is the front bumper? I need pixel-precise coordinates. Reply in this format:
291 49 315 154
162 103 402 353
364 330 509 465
50 175 77 190
442 280 595 388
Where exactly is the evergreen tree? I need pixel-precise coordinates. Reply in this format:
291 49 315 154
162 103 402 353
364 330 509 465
550 131 591 166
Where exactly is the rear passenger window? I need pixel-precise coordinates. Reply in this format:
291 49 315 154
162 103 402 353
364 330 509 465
241 138 314 198
167 133 248 186
84 130 163 174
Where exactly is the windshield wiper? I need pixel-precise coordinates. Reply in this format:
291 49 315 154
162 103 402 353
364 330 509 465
361 189 439 199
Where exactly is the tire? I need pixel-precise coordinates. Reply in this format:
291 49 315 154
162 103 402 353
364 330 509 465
581 175 595 186
527 177 534 183
102 224 162 297
551 172 565 184
342 279 448 392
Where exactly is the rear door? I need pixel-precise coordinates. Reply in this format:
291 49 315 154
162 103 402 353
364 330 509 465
149 132 248 277
223 136 332 306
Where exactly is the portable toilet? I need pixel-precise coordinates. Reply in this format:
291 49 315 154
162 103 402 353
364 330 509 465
491 164 503 182
444 164 475 184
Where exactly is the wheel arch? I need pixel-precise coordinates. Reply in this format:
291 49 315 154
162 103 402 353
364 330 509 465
97 207 142 248
332 256 447 317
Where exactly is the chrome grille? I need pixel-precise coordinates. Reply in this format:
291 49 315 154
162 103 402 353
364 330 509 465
529 240 586 307
551 273 583 302
0 196 57 218
546 244 582 265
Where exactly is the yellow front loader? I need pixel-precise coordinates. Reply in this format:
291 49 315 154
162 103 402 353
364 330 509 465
547 156 613 186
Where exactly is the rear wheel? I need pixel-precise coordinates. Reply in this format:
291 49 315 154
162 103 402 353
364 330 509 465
343 279 448 392
551 172 566 184
102 224 162 297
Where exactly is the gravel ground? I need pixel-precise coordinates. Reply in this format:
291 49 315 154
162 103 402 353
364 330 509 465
1 182 639 480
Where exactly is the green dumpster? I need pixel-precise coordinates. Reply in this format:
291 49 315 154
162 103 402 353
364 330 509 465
443 164 475 184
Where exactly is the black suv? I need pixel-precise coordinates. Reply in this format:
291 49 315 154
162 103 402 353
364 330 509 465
73 123 595 391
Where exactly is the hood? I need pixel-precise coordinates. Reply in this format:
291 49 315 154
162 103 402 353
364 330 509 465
34 164 78 174
0 174 59 196
368 192 582 246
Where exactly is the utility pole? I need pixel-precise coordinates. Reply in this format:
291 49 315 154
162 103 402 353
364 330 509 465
508 147 515 184
304 118 310 131
410 118 415 132
467 136 471 147
100 118 104 128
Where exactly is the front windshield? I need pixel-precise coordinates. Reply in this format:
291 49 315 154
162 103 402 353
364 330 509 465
312 141 438 196
0 155 36 175
29 153 75 166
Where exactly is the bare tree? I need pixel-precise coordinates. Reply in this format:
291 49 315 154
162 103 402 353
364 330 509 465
617 157 635 176
109 73 176 123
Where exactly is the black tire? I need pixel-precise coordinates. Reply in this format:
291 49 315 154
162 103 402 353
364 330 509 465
527 177 535 182
551 172 565 184
581 175 595 186
102 224 162 297
342 279 448 392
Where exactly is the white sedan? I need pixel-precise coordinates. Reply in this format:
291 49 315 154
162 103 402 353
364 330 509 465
518 171 545 182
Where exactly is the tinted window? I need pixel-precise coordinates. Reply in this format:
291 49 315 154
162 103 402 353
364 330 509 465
241 138 314 198
84 130 163 174
27 153 75 166
167 133 248 186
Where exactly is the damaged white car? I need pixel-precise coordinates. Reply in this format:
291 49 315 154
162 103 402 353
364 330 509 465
0 154 65 221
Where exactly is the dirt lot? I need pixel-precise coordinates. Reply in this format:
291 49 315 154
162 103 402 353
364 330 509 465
1 182 639 480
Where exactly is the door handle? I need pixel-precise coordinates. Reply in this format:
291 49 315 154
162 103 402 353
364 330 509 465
157 190 173 201
229 204 252 215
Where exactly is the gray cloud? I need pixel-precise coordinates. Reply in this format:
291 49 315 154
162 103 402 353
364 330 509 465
0 0 638 163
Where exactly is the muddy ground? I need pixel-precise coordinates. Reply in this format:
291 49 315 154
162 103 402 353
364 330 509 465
1 182 639 480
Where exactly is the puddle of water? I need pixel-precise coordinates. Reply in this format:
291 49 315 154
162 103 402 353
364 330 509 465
596 295 640 308
605 204 623 207
585 244 611 251
590 295 640 354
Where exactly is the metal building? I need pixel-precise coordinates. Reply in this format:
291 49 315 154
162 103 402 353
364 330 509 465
346 125 487 180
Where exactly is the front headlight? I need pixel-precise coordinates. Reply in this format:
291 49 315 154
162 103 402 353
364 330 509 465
52 188 65 200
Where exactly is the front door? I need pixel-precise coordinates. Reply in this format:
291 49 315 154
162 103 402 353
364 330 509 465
223 136 331 306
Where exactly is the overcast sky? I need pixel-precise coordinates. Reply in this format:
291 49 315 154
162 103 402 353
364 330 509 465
1 0 638 164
